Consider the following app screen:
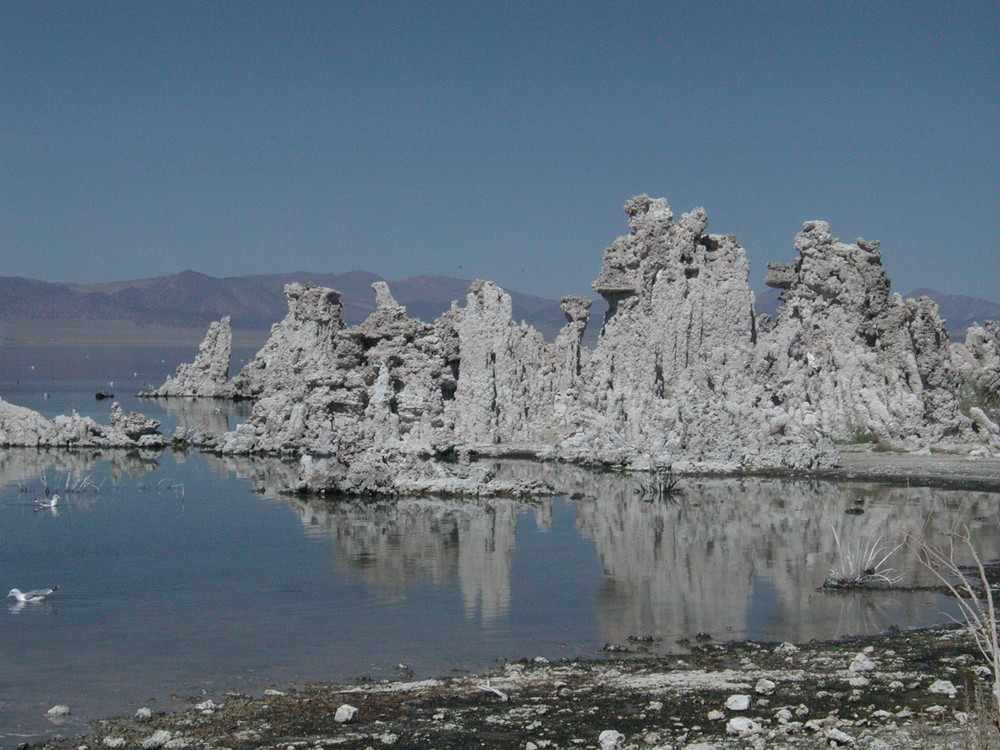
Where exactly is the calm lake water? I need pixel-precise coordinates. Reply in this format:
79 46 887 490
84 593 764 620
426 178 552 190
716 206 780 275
1 345 997 746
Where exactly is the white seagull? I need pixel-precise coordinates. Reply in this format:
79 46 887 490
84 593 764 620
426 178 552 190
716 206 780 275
7 586 58 603
34 494 59 510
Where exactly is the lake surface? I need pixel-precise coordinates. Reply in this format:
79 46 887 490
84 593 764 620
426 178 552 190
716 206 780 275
1 345 998 746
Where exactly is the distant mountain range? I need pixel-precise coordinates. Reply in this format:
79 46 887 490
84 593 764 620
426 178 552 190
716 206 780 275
0 270 601 346
0 270 995 346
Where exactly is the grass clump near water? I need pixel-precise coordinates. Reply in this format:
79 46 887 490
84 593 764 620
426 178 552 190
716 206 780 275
823 525 905 589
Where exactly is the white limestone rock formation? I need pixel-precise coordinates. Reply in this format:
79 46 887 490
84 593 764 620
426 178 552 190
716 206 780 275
220 281 445 455
952 321 1000 434
108 402 162 442
144 316 232 397
758 222 977 450
0 397 165 448
208 197 838 480
217 281 552 495
447 280 557 449
229 283 345 399
150 195 997 494
550 295 593 430
563 195 834 470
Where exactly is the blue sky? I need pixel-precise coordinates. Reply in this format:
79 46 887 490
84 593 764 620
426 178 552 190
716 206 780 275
2 1 997 302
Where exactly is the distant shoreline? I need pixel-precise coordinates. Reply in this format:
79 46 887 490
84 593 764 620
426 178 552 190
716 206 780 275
0 321 269 348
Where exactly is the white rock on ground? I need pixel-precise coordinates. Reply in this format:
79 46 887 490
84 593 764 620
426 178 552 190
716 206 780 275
928 679 958 697
725 694 751 711
725 716 760 735
140 729 173 749
334 703 359 723
754 678 776 695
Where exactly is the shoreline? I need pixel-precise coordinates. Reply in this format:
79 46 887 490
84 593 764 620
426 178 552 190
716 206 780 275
758 447 1000 493
26 623 995 750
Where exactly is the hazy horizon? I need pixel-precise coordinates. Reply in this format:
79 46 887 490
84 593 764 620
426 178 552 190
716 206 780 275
3 266 999 310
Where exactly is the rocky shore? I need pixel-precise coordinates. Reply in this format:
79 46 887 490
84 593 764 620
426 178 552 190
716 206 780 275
25 624 997 750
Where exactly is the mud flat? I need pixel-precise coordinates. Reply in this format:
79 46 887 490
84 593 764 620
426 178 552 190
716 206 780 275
25 624 998 750
815 447 1000 492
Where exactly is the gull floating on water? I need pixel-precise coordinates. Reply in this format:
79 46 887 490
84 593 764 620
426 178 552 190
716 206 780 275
34 494 59 509
7 586 59 603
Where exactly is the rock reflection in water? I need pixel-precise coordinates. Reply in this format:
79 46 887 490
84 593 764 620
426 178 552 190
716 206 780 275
571 473 1000 644
149 396 254 438
211 453 541 624
0 446 161 488
215 454 1000 646
299 497 537 624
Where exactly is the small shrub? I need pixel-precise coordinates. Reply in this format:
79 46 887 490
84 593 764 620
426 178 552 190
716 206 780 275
636 468 681 500
823 525 904 589
910 524 1000 739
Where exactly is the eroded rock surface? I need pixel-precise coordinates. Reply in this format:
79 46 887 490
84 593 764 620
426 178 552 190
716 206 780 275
229 284 345 399
758 223 978 450
566 197 833 470
126 197 1000 492
143 316 232 397
952 321 1000 448
0 398 165 449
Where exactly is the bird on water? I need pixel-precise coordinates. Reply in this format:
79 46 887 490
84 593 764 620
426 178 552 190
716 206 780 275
6 586 58 603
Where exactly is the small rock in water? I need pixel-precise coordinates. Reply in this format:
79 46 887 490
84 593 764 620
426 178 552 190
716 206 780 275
725 694 751 711
598 729 625 750
335 703 359 723
135 707 153 721
46 704 71 716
